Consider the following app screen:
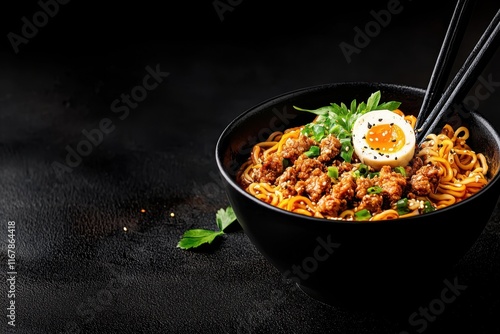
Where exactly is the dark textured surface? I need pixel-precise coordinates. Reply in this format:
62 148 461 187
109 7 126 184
1 1 500 333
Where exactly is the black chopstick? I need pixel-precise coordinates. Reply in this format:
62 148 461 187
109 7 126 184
415 0 477 131
416 8 500 144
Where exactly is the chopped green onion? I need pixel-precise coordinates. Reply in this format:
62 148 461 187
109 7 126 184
396 198 410 215
368 172 379 179
422 200 436 214
367 185 383 194
304 145 320 158
394 166 406 177
357 163 369 177
354 209 371 221
282 158 290 169
327 166 339 179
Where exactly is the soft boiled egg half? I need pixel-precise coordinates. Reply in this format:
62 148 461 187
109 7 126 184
352 109 416 170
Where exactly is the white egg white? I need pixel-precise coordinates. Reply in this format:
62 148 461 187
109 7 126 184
352 109 416 170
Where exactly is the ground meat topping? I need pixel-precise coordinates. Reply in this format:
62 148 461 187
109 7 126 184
296 155 324 180
378 165 407 204
410 164 441 195
305 171 332 202
317 134 341 163
254 153 283 184
405 156 424 179
317 173 356 216
317 195 344 217
331 173 356 202
276 166 298 197
357 194 384 213
355 176 376 199
281 133 316 163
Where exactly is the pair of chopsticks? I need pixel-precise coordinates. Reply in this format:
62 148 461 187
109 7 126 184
415 0 500 144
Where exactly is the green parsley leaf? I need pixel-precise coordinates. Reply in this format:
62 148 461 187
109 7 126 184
312 124 326 142
177 206 238 250
366 91 380 111
177 229 224 250
216 206 237 231
377 101 402 111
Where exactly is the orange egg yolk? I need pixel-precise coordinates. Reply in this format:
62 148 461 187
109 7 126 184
365 123 405 152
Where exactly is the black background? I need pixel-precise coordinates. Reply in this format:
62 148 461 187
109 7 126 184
1 1 500 333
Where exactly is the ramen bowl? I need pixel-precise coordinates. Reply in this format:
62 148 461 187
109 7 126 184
215 82 500 311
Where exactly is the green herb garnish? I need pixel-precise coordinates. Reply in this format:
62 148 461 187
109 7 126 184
396 198 410 215
354 209 371 221
352 164 369 179
294 91 401 163
327 166 339 179
367 185 383 194
177 206 237 250
422 200 436 214
304 145 320 158
394 166 406 177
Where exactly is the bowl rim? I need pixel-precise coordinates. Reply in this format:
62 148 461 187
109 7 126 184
215 81 500 226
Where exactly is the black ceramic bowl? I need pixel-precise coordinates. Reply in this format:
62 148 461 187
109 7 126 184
215 82 500 310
